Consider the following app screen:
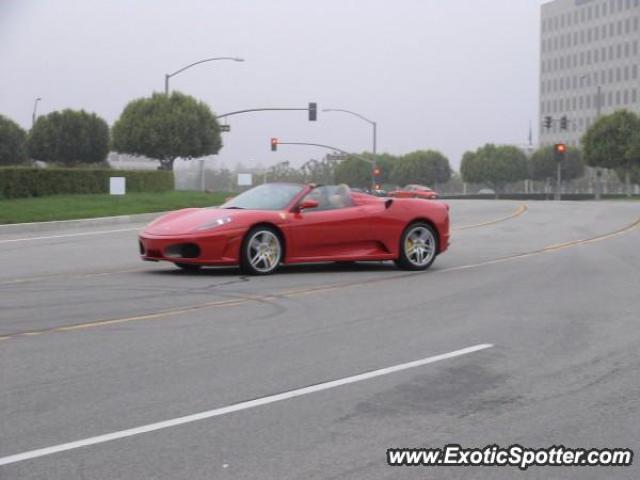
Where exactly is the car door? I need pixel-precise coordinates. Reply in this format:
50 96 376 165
287 187 373 260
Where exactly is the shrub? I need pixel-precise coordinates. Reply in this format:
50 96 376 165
0 168 174 199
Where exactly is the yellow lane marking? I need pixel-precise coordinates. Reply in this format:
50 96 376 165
440 216 640 273
0 283 349 340
453 204 528 231
1 215 637 343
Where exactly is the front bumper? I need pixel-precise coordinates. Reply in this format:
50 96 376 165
138 228 245 266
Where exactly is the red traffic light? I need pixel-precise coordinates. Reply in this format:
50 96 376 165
555 143 566 153
373 167 381 177
554 143 567 162
270 138 278 152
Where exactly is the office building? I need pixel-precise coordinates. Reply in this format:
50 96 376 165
540 0 640 147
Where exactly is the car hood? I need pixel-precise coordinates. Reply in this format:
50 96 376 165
144 208 245 235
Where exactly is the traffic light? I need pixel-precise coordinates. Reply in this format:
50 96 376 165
544 116 553 129
270 138 278 152
308 102 317 121
560 116 568 130
554 143 567 162
373 167 381 177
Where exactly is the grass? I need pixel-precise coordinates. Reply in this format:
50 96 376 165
0 191 231 224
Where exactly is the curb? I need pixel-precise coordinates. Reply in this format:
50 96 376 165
0 211 167 236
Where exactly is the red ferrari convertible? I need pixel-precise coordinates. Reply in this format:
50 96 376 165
389 184 439 200
139 183 450 275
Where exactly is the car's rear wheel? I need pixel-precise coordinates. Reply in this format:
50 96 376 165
395 222 437 271
175 262 202 272
241 227 282 275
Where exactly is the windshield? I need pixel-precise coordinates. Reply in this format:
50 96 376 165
222 183 304 210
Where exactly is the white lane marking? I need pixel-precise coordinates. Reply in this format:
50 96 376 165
0 344 492 467
0 228 141 244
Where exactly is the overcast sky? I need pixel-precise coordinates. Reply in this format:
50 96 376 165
0 0 543 170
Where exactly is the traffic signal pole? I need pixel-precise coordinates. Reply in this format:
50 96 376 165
271 141 373 166
554 143 567 201
372 121 378 190
217 104 318 120
555 161 562 201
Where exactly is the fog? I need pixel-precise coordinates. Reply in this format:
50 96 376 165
0 0 542 170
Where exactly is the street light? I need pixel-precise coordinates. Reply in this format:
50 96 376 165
322 108 378 189
164 56 244 95
32 97 42 128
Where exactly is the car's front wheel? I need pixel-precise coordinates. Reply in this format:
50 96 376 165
241 227 283 275
395 222 438 271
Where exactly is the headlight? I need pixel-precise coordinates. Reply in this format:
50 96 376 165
194 216 233 231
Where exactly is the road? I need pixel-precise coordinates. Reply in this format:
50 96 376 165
0 200 638 479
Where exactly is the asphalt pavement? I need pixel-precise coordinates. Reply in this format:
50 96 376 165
0 199 639 479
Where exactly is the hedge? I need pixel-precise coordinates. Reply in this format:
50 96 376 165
0 168 174 199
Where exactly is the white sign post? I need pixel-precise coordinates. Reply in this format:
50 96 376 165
237 173 253 187
109 177 126 195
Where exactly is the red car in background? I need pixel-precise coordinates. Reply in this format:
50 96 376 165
139 183 450 275
389 184 439 200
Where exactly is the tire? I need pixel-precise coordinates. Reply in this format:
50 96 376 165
240 226 283 275
395 222 438 271
175 262 202 272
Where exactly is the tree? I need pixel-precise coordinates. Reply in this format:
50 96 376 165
0 114 28 166
334 156 371 188
390 150 451 187
528 145 585 182
27 109 109 166
112 91 222 170
624 125 640 187
265 161 304 183
300 157 337 184
460 144 528 195
582 110 640 195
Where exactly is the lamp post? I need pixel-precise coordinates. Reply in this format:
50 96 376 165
32 97 42 128
164 57 244 95
322 108 377 189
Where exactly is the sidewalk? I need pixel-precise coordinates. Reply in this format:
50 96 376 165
0 211 165 236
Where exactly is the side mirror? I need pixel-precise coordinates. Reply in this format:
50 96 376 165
298 199 319 211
